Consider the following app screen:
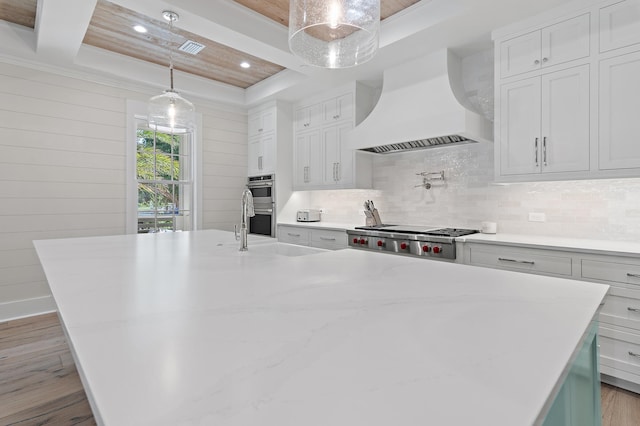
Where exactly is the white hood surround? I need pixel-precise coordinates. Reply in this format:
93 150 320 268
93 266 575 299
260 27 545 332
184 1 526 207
347 49 493 154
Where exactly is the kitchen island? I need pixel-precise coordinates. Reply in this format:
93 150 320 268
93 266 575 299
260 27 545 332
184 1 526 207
34 230 608 426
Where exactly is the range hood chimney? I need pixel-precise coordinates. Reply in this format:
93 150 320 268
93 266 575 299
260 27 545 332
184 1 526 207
348 49 493 154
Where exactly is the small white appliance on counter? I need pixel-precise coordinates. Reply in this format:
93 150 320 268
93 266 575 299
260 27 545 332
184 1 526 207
297 209 321 222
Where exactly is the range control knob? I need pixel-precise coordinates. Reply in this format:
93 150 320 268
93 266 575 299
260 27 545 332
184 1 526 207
422 245 430 253
377 240 384 247
353 238 358 244
400 242 408 250
433 246 441 254
359 239 367 245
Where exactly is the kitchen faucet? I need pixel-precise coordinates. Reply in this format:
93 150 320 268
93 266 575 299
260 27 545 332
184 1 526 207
237 186 255 251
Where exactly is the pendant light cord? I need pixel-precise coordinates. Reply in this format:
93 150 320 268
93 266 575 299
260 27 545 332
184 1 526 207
168 13 175 91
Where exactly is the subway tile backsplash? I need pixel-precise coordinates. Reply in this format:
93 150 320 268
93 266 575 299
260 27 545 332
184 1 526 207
287 142 640 241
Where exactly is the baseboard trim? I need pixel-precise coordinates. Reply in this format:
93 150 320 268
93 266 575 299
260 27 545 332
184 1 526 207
0 296 57 321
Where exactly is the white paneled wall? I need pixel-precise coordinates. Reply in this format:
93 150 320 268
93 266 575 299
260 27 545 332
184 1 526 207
290 142 640 242
0 61 247 320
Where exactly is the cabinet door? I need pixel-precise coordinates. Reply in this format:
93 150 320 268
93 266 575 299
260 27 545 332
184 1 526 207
499 77 542 175
248 109 275 137
599 50 640 170
541 14 590 69
295 103 321 132
259 133 275 174
294 130 322 187
323 93 354 123
541 65 590 173
600 0 640 52
322 122 354 185
248 136 261 176
500 31 542 78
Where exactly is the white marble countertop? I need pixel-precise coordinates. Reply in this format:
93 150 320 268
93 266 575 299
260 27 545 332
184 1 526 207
457 232 640 257
34 230 608 426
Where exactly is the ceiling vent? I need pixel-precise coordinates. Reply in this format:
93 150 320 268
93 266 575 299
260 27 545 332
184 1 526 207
178 40 206 55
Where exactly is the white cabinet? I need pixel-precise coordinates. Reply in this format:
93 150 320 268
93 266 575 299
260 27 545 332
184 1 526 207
247 101 292 178
500 13 590 78
499 65 590 176
322 93 354 124
248 133 275 176
295 103 321 132
322 122 354 186
599 50 640 170
248 108 275 138
293 83 374 191
294 130 322 188
600 0 640 52
277 224 348 250
466 244 573 277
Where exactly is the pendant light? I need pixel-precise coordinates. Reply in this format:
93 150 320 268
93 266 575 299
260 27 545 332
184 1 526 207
288 0 380 68
148 11 195 133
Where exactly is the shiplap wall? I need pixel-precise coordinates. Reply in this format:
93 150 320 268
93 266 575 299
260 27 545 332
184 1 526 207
0 61 247 320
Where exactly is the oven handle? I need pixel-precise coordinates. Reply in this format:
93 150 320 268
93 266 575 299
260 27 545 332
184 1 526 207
248 182 273 188
253 208 273 214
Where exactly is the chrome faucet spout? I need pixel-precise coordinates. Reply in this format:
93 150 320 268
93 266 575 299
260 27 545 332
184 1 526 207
239 187 255 251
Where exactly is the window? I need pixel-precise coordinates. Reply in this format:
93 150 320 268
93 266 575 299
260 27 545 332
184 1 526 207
135 125 193 233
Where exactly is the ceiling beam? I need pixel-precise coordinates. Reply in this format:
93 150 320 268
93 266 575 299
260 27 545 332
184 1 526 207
35 0 98 64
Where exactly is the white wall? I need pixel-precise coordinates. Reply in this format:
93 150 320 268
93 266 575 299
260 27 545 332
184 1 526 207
0 61 247 320
286 142 640 242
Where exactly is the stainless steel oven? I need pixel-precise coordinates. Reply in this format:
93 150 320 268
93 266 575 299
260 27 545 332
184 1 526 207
247 174 275 237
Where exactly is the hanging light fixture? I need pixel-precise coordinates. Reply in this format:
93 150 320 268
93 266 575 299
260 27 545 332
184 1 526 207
148 11 195 133
288 0 380 68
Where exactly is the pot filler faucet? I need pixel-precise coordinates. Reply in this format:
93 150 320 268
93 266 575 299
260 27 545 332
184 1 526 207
237 186 255 251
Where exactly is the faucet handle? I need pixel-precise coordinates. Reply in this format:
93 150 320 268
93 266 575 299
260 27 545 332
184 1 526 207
234 225 240 241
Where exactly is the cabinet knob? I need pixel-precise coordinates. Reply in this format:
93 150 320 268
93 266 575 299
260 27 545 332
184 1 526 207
258 128 263 132
542 57 548 63
534 59 540 65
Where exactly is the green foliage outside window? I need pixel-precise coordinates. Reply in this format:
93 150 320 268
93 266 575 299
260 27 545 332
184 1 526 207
136 129 181 210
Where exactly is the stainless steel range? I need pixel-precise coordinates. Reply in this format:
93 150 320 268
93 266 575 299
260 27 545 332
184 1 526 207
346 225 479 261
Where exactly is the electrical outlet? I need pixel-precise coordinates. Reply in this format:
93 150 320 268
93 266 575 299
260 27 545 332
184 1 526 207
528 212 546 222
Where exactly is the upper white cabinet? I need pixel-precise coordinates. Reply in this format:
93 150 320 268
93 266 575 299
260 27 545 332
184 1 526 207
500 13 590 79
494 0 640 182
247 101 292 178
322 93 354 124
248 108 275 138
500 65 590 176
600 0 640 52
295 103 321 132
599 50 640 169
293 83 375 191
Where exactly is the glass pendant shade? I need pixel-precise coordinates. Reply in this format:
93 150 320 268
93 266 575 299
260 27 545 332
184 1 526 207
288 0 380 68
148 89 195 134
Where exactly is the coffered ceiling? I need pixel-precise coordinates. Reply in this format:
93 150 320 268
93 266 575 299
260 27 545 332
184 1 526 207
0 0 578 106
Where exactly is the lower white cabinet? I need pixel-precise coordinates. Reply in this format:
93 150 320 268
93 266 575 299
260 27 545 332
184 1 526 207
277 225 347 250
462 239 640 393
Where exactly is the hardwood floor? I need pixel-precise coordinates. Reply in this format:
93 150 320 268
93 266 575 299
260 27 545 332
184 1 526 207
0 313 95 425
2 313 640 425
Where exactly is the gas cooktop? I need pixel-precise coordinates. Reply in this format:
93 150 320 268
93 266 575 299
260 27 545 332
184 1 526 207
354 225 478 237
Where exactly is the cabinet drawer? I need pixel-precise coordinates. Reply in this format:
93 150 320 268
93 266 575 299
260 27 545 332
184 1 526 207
582 259 640 286
277 226 310 246
600 286 640 330
599 325 640 378
310 229 347 250
468 246 572 276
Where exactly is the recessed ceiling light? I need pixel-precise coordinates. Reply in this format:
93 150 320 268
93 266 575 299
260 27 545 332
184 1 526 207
240 61 251 69
133 25 147 33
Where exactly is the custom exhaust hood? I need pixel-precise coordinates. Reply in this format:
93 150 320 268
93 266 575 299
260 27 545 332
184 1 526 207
348 49 493 154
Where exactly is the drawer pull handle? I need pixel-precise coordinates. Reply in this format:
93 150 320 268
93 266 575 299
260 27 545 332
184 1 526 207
320 237 336 241
627 307 640 313
498 257 535 265
287 233 301 237
629 351 640 358
627 273 640 279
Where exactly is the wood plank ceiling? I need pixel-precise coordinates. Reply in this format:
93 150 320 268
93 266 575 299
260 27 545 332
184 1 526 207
0 0 421 88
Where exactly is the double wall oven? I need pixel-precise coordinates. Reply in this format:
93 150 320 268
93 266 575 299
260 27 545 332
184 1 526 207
247 174 275 237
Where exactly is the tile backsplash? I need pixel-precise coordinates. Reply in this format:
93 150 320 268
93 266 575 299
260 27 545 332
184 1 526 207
282 142 640 241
